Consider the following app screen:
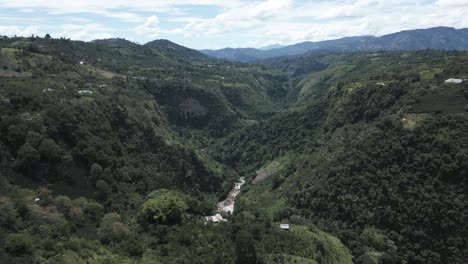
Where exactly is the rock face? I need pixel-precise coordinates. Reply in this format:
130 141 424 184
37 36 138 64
204 214 227 223
178 98 208 119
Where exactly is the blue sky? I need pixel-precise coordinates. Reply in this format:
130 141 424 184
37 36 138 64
0 0 467 49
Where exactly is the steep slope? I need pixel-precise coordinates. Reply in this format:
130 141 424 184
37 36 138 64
213 50 468 263
201 27 468 62
0 36 347 264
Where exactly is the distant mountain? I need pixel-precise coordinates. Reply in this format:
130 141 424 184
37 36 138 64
201 27 468 62
145 39 214 63
259 43 285 51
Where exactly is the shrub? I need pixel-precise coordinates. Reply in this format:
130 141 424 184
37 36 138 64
0 196 18 227
139 190 189 225
84 201 104 221
38 138 63 161
98 212 130 243
13 143 40 170
54 195 72 212
4 233 34 256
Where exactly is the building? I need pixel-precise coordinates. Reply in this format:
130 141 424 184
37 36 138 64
444 78 464 84
78 90 93 95
280 224 290 230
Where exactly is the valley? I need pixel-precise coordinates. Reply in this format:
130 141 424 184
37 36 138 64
0 35 467 264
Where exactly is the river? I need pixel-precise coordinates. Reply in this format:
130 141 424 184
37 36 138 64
205 177 246 222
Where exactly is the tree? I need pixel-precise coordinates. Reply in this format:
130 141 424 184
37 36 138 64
0 196 18 227
98 212 130 243
45 33 52 39
139 190 188 225
235 229 257 264
13 143 40 171
4 233 34 256
38 138 63 161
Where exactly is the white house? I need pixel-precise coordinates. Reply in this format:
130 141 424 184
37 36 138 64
444 78 464 84
78 90 93 95
280 224 290 230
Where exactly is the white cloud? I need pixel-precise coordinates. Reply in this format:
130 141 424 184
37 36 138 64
55 23 114 41
0 25 44 37
1 0 468 48
436 0 468 7
0 0 243 15
135 16 160 38
176 0 292 37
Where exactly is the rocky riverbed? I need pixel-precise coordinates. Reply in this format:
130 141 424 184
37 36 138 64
205 177 246 222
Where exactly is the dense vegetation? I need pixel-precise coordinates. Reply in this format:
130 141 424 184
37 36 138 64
0 35 353 263
1 35 467 263
214 50 468 263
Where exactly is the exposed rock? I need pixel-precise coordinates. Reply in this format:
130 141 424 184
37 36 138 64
179 98 208 119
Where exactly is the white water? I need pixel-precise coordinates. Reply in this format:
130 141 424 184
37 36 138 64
205 177 246 222
216 177 246 213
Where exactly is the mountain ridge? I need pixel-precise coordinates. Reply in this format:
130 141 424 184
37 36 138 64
200 26 468 62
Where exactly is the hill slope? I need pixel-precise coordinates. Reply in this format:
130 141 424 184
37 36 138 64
0 36 349 264
144 39 214 63
1 35 467 264
213 50 468 263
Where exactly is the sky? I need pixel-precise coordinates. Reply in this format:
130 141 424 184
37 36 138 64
0 0 468 50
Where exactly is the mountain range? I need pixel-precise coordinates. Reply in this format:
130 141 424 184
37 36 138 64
200 26 468 62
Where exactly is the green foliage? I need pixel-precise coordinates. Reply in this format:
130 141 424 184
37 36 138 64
0 196 18 228
98 212 130 243
0 37 467 264
4 233 34 256
139 190 189 225
12 143 39 171
38 138 63 161
235 229 257 264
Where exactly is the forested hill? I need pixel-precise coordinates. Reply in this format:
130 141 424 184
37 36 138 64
213 50 468 263
0 35 467 264
0 35 351 264
201 27 468 62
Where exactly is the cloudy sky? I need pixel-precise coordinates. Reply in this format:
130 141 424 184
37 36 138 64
1 0 468 49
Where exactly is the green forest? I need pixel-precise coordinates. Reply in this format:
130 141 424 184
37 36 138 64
0 35 467 264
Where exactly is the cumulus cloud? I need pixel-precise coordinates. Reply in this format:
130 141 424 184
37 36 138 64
178 0 292 37
0 0 242 15
0 26 44 37
136 16 160 38
54 24 113 41
1 0 468 48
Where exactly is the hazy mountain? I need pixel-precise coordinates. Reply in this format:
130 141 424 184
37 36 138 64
201 26 468 62
258 43 285 51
